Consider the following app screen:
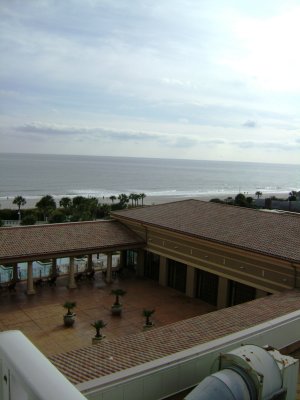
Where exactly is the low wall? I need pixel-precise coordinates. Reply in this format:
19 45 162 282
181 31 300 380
0 331 86 400
2 220 45 226
78 310 300 400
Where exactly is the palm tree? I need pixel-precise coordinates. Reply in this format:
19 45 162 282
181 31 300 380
91 320 107 338
35 195 56 221
111 288 126 306
129 193 135 207
255 191 262 199
63 301 76 316
111 289 126 315
133 193 140 207
87 197 99 220
234 193 247 207
72 196 86 210
69 196 99 221
13 196 26 221
63 301 76 327
143 309 155 326
109 195 116 204
59 197 72 209
288 191 297 201
139 193 146 206
118 193 129 208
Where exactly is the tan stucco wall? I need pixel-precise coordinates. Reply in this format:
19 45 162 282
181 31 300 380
116 218 297 294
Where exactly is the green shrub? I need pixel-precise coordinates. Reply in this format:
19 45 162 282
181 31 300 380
20 214 37 225
0 209 18 220
48 210 67 223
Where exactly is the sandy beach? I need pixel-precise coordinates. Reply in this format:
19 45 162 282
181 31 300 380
0 191 290 211
0 195 209 210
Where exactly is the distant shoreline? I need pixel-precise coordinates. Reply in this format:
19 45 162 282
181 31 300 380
0 192 290 210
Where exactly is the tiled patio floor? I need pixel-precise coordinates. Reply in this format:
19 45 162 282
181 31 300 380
0 272 216 357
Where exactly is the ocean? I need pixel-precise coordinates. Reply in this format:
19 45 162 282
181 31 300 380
0 153 299 204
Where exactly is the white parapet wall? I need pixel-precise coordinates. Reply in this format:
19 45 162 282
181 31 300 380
77 310 300 400
0 330 87 400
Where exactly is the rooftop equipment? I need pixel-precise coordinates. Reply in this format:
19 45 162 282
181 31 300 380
184 344 298 400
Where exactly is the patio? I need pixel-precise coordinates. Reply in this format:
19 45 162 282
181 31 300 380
0 272 216 357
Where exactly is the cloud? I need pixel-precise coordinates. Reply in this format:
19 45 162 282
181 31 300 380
1 1 300 164
242 120 257 128
223 4 300 92
14 122 199 147
232 139 300 151
11 122 300 153
12 121 251 149
16 123 79 136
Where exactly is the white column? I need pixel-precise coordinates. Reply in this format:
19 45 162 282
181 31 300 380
106 253 113 283
68 257 77 289
27 261 36 295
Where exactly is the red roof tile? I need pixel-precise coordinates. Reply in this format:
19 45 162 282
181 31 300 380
0 221 145 262
50 289 300 384
112 200 300 262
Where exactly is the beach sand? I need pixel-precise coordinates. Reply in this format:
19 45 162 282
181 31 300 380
0 192 290 210
0 195 209 210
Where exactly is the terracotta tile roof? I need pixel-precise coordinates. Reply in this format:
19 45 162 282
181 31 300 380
112 200 300 262
50 289 300 385
0 221 145 262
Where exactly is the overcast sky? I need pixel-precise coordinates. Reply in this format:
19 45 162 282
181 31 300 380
1 0 300 164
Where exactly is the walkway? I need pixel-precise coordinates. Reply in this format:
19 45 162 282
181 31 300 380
0 272 215 357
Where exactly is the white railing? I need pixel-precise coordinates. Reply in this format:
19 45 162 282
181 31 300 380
2 220 20 226
2 220 45 226
0 330 86 400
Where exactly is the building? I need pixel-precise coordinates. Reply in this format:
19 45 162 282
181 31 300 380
1 199 300 399
1 199 299 303
112 199 300 308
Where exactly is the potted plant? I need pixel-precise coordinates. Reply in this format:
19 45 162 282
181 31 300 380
111 288 126 316
91 320 107 344
63 301 76 327
143 309 155 329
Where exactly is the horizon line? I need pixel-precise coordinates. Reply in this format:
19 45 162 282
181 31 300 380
1 152 299 167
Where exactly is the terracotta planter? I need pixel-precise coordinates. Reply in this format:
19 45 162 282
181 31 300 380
63 313 76 327
92 335 105 344
111 305 122 316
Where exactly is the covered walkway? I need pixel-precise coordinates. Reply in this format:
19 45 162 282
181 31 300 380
0 220 145 294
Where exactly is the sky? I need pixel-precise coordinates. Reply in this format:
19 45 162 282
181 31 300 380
1 0 300 164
